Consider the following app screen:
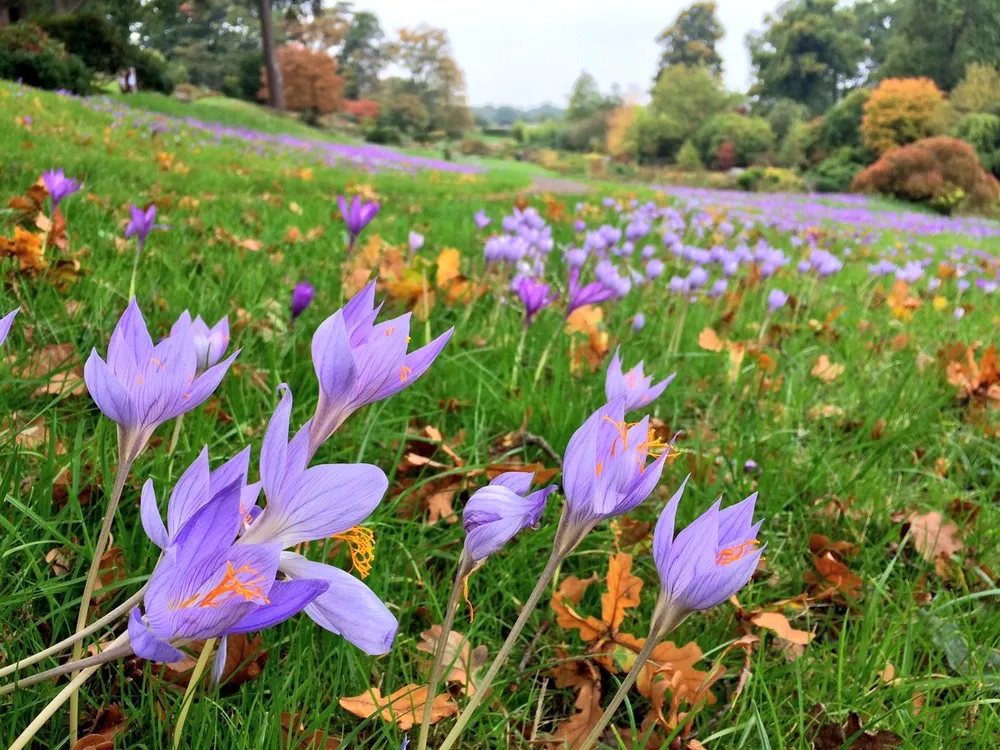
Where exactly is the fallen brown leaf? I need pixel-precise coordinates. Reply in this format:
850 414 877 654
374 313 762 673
338 684 457 730
545 675 602 750
417 625 488 695
811 355 845 383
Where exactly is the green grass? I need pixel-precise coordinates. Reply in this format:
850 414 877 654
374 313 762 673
1 84 1000 749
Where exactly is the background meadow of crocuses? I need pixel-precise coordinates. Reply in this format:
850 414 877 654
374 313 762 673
3 81 1000 749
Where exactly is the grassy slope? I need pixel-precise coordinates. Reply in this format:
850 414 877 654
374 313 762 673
1 86 999 749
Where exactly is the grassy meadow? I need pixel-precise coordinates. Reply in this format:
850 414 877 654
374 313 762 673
2 83 1000 749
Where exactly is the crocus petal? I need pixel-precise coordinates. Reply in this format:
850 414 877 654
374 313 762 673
129 608 186 663
106 299 152 385
716 492 759 547
337 195 349 222
241 464 387 547
171 349 240 420
226 579 329 634
140 479 169 549
171 478 244 577
211 636 228 686
279 552 398 655
652 475 689 573
372 327 454 402
84 350 135 426
662 500 720 601
311 312 358 406
210 446 251 497
260 385 293 501
342 280 377 333
489 471 534 495
683 546 764 611
0 308 18 345
166 446 211 539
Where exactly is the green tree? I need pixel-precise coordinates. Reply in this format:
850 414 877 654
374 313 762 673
655 1 725 77
821 87 870 151
951 63 1000 115
694 112 775 167
853 0 896 83
566 70 604 121
338 10 387 99
881 0 1000 91
747 0 867 114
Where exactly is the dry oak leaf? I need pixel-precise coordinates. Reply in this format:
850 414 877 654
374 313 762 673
906 511 963 563
750 611 814 646
805 552 863 600
698 327 724 352
72 704 127 750
338 684 457 730
157 634 267 690
810 355 845 383
280 712 341 749
417 625 488 695
545 675 602 750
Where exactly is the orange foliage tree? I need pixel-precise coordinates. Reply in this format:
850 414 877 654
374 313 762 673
260 44 344 117
861 78 948 154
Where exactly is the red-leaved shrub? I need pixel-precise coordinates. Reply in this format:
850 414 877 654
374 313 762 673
341 98 379 120
851 137 1000 213
713 141 737 171
260 44 343 116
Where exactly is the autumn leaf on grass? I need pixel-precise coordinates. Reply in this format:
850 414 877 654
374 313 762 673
91 547 127 614
809 706 902 750
945 345 1000 403
811 355 845 382
11 341 86 397
156 634 267 691
280 712 341 749
905 511 963 577
696 328 749 382
545 675 602 750
697 327 724 352
566 305 609 374
805 552 863 601
417 625 488 695
72 704 127 750
339 684 456 731
749 612 814 650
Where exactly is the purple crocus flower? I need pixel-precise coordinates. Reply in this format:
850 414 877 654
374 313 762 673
291 282 315 321
305 281 453 458
708 279 728 299
462 472 557 563
129 450 329 677
338 194 380 248
42 169 81 209
0 308 18 346
409 231 424 252
561 398 671 536
651 477 763 623
515 276 558 326
605 349 674 412
235 385 398 655
646 259 665 280
766 289 789 313
633 313 645 332
125 204 159 250
743 459 758 473
574 218 586 233
474 210 491 229
176 315 229 375
83 300 239 464
954 307 965 320
566 268 614 317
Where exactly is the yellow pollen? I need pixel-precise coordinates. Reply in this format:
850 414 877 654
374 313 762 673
405 336 411 343
150 357 164 369
385 326 395 337
332 525 375 579
715 540 760 567
399 365 413 382
178 561 269 609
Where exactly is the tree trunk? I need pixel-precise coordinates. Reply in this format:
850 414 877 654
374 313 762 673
258 0 284 110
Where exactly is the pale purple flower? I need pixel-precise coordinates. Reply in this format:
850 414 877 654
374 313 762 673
743 459 758 473
574 218 586 233
766 289 788 313
566 248 587 268
305 281 453 457
709 279 728 299
409 231 424 252
338 195 380 248
561 398 670 533
84 300 239 464
652 477 763 619
646 259 665 280
474 210 491 229
235 385 398 655
605 349 674 412
957 279 971 292
462 472 557 563
0 308 17 346
954 307 965 320
176 315 229 375
42 169 81 209
291 282 314 321
567 268 614 317
633 313 645 332
515 276 558 325
125 203 159 250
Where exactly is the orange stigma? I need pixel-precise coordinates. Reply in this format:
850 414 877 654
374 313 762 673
177 561 269 609
385 326 395 337
595 461 604 477
715 540 760 566
399 365 413 382
332 526 375 579
602 415 634 455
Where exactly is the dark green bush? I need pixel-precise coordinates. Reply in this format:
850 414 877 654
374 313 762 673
0 23 91 94
35 11 127 75
953 113 1000 176
810 148 866 193
365 125 403 145
694 113 775 168
129 47 174 95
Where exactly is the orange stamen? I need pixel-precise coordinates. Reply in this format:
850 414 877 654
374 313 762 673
715 540 760 566
399 365 413 382
177 561 269 609
332 526 375 579
385 326 395 337
595 461 604 477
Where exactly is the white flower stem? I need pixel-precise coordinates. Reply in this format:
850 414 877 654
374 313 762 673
0 634 133 696
167 413 185 456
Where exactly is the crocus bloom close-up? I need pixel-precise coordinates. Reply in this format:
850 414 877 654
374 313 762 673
125 203 159 250
561 397 671 535
651 477 763 622
237 385 399 655
42 169 81 209
474 209 491 229
0 308 18 346
83 300 239 463
306 281 453 458
175 315 229 375
566 268 614 318
515 276 558 325
291 282 315 321
462 472 557 563
338 194 380 247
605 349 675 412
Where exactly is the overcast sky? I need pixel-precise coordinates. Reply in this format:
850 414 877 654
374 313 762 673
372 0 779 108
